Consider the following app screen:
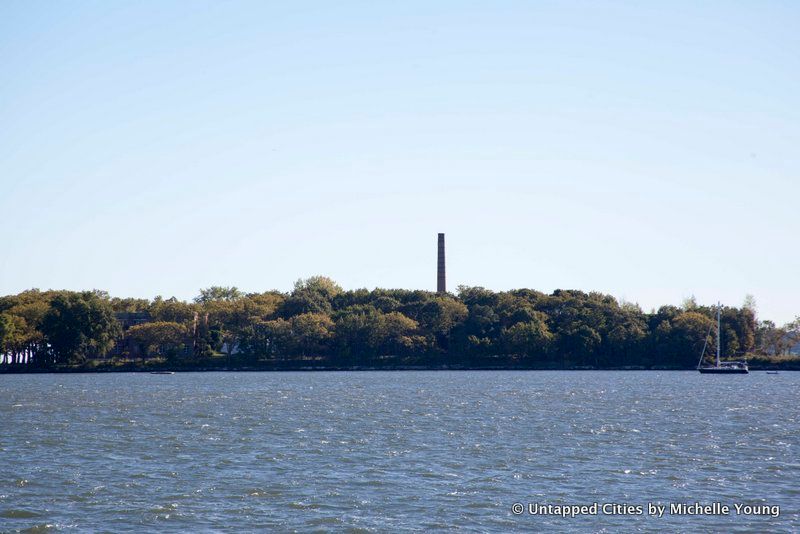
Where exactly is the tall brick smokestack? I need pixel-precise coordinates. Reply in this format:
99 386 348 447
437 233 446 293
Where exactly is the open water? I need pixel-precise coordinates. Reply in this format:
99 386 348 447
1 371 798 532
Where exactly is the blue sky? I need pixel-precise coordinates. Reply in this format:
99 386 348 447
1 1 798 323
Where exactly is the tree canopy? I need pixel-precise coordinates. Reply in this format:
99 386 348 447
1 280 792 370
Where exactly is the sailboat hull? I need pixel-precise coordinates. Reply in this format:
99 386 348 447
698 368 749 374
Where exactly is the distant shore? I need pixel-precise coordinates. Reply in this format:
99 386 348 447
3 359 798 374
4 285 798 374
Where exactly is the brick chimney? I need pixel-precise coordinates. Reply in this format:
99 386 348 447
437 233 446 293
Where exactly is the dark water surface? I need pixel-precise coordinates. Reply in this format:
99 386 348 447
1 371 798 532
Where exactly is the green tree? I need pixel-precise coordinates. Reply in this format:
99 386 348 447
418 298 468 338
605 317 647 366
291 313 334 356
150 296 196 323
127 322 188 361
41 292 121 364
281 276 342 317
238 318 293 360
293 276 342 299
783 318 800 355
333 310 379 362
379 311 423 355
194 286 243 304
465 305 500 339
558 323 602 366
501 314 553 360
0 313 15 364
666 311 715 368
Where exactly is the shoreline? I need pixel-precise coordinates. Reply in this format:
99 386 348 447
2 362 798 374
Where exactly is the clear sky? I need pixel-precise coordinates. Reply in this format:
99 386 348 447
1 1 798 324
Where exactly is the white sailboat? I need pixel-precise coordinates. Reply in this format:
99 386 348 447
697 303 749 374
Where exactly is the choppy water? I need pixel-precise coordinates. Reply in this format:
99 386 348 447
1 371 798 532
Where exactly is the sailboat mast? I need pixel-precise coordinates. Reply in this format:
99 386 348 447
716 302 721 367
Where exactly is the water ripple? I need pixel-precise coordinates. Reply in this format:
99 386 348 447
0 371 798 531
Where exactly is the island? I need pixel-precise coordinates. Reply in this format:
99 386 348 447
2 277 798 373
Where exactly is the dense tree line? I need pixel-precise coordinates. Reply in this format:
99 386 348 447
1 278 797 369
